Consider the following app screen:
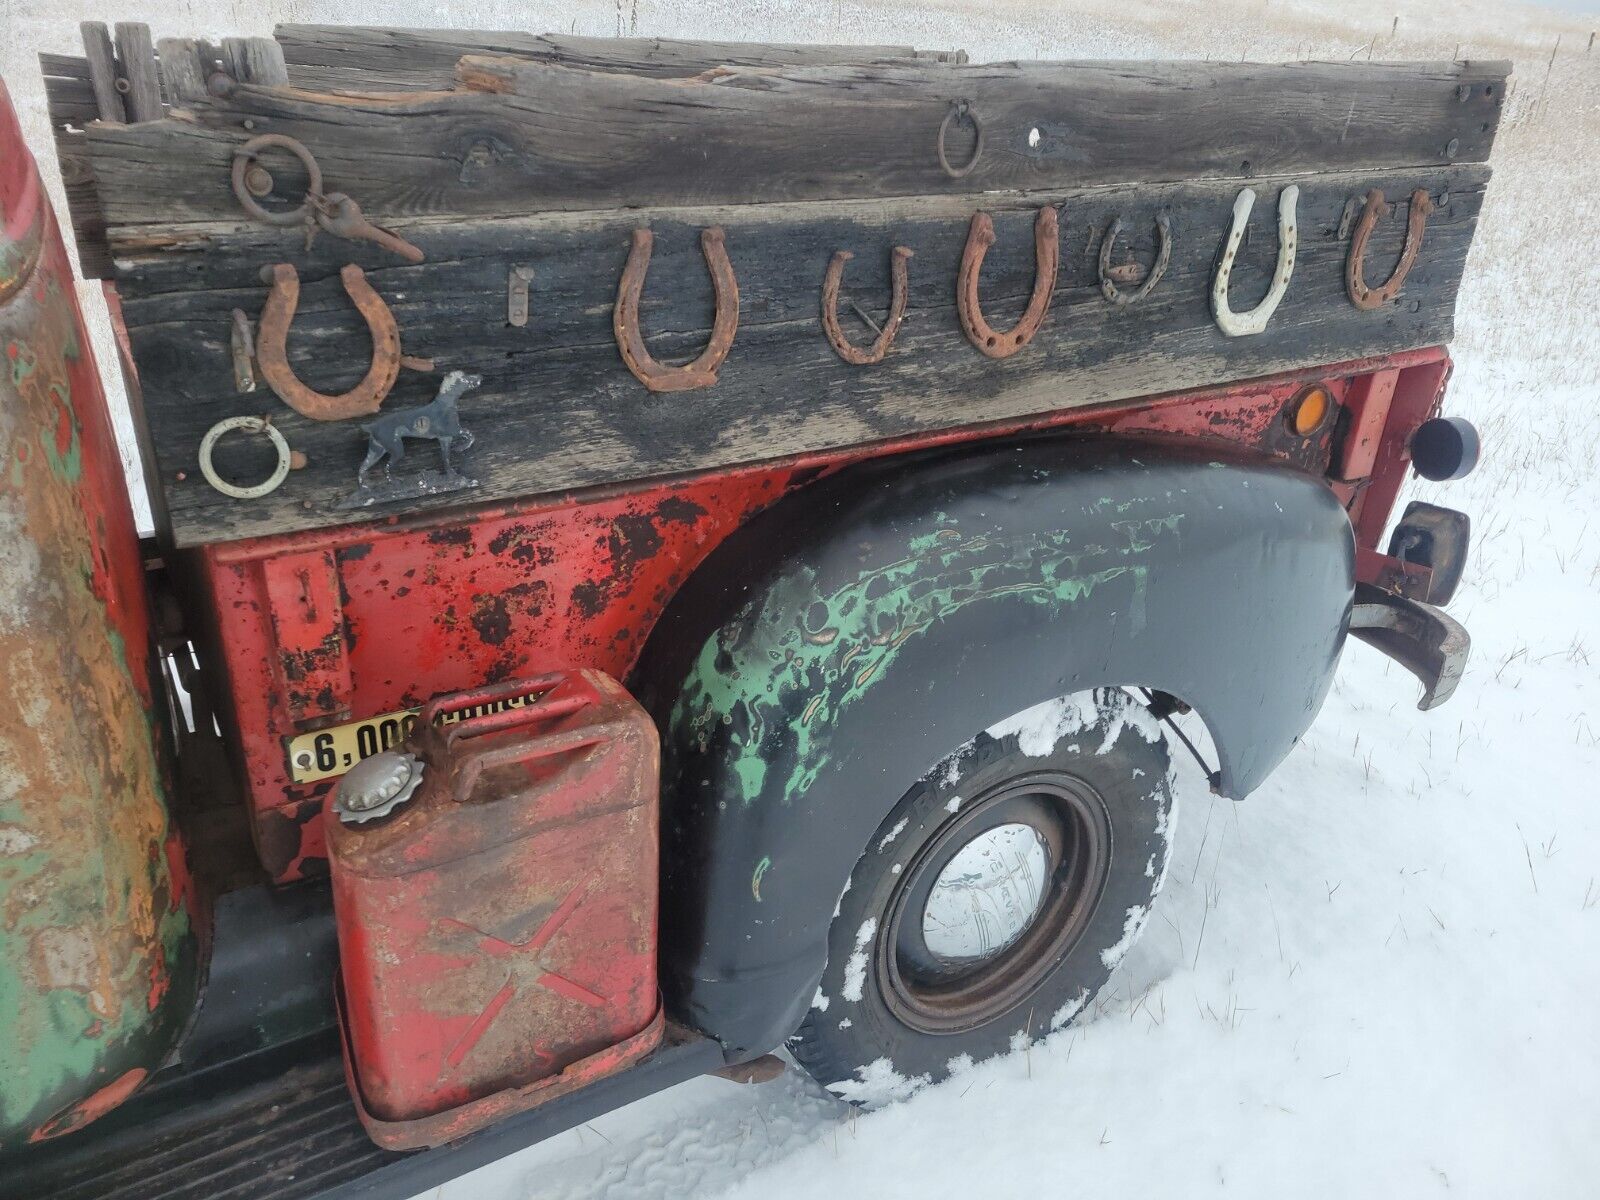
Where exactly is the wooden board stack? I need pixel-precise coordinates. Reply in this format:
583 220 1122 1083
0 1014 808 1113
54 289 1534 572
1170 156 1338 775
41 24 1508 547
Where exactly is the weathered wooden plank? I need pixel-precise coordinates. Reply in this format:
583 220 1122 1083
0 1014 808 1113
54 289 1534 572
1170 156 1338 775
114 23 165 122
273 25 963 91
79 22 125 123
110 164 1485 547
40 55 115 277
83 57 1507 233
157 37 210 104
222 36 289 87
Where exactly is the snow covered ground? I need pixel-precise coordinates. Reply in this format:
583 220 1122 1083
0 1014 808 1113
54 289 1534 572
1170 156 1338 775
6 0 1597 1193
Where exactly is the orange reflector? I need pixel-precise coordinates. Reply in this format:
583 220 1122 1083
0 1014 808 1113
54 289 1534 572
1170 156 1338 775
1289 385 1332 436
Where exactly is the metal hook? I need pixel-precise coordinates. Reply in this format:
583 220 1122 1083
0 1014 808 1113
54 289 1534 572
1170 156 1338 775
1211 185 1299 338
957 207 1059 359
1097 213 1172 307
613 227 739 392
1346 188 1434 311
255 263 402 422
937 100 985 179
821 246 914 365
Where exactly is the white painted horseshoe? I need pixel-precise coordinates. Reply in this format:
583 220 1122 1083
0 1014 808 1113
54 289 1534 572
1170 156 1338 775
199 416 292 500
1211 185 1299 338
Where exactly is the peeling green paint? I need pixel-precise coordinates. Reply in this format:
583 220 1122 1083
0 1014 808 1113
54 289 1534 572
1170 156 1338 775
671 509 1186 812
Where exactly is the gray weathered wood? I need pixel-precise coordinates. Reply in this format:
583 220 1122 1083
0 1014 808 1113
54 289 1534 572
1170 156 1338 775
273 25 962 91
157 38 209 103
222 36 290 86
83 57 1507 237
109 164 1485 547
41 55 115 277
79 22 125 123
114 23 164 121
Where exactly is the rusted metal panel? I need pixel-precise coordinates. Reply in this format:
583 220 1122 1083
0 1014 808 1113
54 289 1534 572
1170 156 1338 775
192 347 1445 883
260 549 353 726
0 79 199 1150
326 671 660 1148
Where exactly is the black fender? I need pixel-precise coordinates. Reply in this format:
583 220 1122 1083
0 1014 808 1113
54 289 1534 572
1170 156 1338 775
630 435 1353 1061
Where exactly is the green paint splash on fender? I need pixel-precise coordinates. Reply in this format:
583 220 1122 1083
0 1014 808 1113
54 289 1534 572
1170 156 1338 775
670 507 1186 810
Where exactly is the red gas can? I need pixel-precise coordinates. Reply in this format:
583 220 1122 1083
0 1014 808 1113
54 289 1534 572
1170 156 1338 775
326 670 662 1148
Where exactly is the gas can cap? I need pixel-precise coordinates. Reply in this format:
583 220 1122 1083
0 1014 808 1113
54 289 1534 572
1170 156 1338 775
335 750 424 824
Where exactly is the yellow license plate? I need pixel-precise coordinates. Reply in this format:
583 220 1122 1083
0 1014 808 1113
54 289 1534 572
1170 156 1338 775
285 691 542 784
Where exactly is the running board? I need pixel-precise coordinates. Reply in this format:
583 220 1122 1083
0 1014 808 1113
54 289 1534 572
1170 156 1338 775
1 1026 722 1200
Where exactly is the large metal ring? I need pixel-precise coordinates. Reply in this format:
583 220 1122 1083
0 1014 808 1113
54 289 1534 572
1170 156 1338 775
232 134 323 227
937 101 984 179
198 416 292 499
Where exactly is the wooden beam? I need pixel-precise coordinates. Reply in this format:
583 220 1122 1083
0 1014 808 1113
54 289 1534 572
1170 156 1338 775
157 38 210 104
222 36 289 86
272 25 963 91
108 163 1485 547
114 23 165 122
84 58 1508 233
79 22 125 123
40 53 114 277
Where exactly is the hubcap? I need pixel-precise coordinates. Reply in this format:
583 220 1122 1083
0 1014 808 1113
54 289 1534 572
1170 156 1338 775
921 823 1051 963
879 773 1112 1034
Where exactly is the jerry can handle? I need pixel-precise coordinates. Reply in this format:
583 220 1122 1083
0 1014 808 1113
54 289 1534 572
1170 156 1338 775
450 727 608 803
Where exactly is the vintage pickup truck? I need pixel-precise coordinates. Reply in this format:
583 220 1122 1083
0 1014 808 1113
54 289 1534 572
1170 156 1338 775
1 24 1494 1199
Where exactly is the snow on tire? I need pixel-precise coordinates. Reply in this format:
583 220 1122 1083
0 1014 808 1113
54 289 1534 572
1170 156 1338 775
790 688 1177 1106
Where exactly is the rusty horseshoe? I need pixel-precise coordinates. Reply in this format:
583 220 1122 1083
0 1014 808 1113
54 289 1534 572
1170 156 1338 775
1098 212 1172 307
957 207 1060 359
613 227 739 392
1346 188 1435 311
821 246 914 365
255 263 402 422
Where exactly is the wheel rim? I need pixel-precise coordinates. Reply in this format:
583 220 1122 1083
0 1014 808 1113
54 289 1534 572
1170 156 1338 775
879 772 1112 1034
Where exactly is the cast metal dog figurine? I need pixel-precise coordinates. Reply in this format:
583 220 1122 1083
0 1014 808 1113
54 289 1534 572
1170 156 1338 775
338 370 482 509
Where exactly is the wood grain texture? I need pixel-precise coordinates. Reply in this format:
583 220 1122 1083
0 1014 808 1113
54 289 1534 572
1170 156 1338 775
83 58 1507 234
78 22 125 123
112 164 1486 547
114 23 164 122
40 55 115 278
273 25 963 91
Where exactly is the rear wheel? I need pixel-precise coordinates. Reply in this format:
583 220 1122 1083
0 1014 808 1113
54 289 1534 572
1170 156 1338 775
790 688 1175 1104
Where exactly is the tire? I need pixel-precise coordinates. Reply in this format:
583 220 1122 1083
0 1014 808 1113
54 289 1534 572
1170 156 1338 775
790 687 1176 1105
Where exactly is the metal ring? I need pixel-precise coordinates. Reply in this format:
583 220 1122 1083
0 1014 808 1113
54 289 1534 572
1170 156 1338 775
198 416 292 499
232 134 323 228
937 101 984 179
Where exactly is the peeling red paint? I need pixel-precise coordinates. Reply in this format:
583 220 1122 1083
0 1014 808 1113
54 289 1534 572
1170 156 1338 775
197 348 1446 881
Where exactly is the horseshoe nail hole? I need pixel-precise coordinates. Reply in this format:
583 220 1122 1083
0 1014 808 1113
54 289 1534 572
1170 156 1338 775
986 336 998 348
1483 85 1494 96
1240 159 1252 175
1028 127 1041 148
